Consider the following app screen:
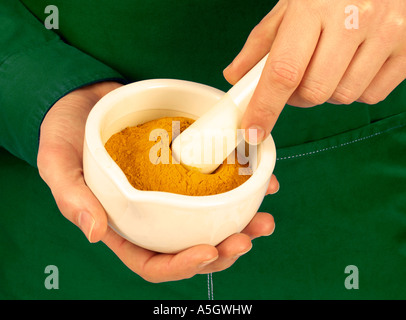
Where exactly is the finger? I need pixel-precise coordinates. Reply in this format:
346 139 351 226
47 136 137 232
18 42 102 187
38 145 108 243
241 4 322 142
198 233 252 274
328 40 393 105
357 55 406 104
288 20 364 108
241 211 275 240
223 1 286 85
37 82 122 243
266 174 279 195
102 227 219 283
198 212 275 273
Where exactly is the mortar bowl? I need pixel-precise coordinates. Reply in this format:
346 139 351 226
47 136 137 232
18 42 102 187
83 79 276 253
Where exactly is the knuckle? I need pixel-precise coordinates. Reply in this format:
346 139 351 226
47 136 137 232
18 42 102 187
344 0 374 23
298 79 332 106
358 92 383 105
267 59 302 90
53 192 78 222
249 23 265 40
372 20 404 46
141 274 160 284
37 157 47 181
358 0 375 18
138 266 161 283
331 86 359 105
252 95 278 119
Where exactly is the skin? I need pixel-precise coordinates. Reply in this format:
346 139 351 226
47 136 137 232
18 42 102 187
37 81 278 283
38 0 406 283
224 0 406 143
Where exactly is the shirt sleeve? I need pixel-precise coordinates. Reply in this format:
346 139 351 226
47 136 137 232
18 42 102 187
0 1 127 167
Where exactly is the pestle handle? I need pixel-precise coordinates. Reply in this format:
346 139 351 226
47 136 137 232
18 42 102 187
171 54 269 174
228 53 268 113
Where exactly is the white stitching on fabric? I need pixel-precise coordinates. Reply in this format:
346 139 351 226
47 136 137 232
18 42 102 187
207 273 214 300
210 273 214 300
207 273 210 300
276 124 405 161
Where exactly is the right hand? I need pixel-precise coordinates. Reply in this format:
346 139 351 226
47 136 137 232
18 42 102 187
224 0 406 143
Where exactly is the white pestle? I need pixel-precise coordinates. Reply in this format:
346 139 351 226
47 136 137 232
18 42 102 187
171 53 269 174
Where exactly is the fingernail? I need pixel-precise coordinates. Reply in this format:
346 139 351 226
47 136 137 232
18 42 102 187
78 211 95 242
198 256 218 269
245 126 265 145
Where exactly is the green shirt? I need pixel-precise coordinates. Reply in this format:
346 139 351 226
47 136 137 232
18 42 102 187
1 0 405 299
2 0 405 166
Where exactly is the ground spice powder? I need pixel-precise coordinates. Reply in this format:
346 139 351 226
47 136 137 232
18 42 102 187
104 117 251 196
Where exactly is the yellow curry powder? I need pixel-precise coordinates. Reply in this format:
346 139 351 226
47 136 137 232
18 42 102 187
104 117 251 196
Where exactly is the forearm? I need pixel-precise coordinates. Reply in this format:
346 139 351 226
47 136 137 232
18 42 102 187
0 1 126 166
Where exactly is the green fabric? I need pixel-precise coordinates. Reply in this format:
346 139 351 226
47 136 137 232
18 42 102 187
218 112 406 299
0 0 405 299
1 111 405 299
19 0 406 149
0 147 207 299
0 1 125 166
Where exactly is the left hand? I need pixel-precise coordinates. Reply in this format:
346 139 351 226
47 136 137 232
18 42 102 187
37 81 278 283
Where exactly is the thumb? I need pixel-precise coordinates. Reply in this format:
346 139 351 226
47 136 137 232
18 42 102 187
37 82 122 243
38 145 108 243
53 177 108 243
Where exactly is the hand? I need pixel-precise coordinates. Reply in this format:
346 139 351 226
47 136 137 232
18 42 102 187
224 0 406 142
37 81 278 283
